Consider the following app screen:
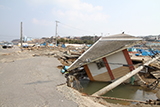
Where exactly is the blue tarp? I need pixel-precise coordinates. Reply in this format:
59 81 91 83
60 66 69 74
141 50 148 56
43 42 46 46
136 48 158 56
61 69 65 74
135 53 140 56
49 44 53 46
87 44 91 47
136 48 141 52
64 66 69 70
156 49 160 53
128 47 137 52
61 44 65 48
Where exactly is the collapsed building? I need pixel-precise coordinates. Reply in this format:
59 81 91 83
67 33 143 83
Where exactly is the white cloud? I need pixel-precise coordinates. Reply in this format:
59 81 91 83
79 2 103 12
55 0 103 13
32 18 39 24
27 0 107 20
58 10 108 22
32 18 54 26
28 0 109 34
27 0 103 12
50 0 108 22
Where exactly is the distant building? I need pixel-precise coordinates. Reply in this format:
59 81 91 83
144 35 160 41
74 37 80 40
63 37 69 40
22 36 33 42
27 37 33 41
11 39 20 45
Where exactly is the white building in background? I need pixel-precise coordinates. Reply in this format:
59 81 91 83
27 37 33 41
23 36 33 42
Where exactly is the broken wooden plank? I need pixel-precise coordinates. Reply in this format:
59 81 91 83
150 63 160 70
64 54 79 58
69 50 81 56
83 95 147 104
131 56 151 62
150 71 160 79
92 55 160 96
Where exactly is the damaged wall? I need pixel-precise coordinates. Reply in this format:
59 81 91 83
84 49 138 82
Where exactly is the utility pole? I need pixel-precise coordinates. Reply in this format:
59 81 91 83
101 33 103 37
21 22 23 51
55 20 59 46
93 34 96 42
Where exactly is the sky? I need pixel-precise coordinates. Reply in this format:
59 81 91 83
0 0 160 41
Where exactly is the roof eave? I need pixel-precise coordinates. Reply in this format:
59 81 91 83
67 37 102 71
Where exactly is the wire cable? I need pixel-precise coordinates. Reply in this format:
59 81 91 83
59 22 96 34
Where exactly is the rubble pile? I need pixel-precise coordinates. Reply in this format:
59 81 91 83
54 46 87 66
20 44 89 67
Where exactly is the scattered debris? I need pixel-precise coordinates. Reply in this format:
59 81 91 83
92 55 160 96
84 95 147 104
150 71 160 79
146 99 160 105
55 34 160 106
3 34 160 106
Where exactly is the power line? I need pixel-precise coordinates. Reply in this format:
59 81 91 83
0 35 19 38
0 37 18 38
59 22 95 34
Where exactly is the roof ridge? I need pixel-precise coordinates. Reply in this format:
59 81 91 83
102 33 139 39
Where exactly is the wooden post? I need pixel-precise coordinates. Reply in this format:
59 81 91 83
123 49 135 71
21 22 23 51
84 65 94 81
102 57 115 80
92 55 160 96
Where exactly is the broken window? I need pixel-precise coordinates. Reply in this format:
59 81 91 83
95 59 105 69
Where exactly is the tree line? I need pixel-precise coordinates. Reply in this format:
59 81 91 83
57 36 99 44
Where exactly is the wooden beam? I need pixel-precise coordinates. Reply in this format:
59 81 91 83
84 95 147 104
123 49 134 71
103 57 115 80
84 65 94 81
92 55 160 96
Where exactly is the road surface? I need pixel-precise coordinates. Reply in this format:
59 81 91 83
0 56 77 107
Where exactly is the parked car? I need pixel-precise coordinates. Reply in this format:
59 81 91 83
2 42 13 49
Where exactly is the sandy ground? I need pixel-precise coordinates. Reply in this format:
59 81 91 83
0 46 160 107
